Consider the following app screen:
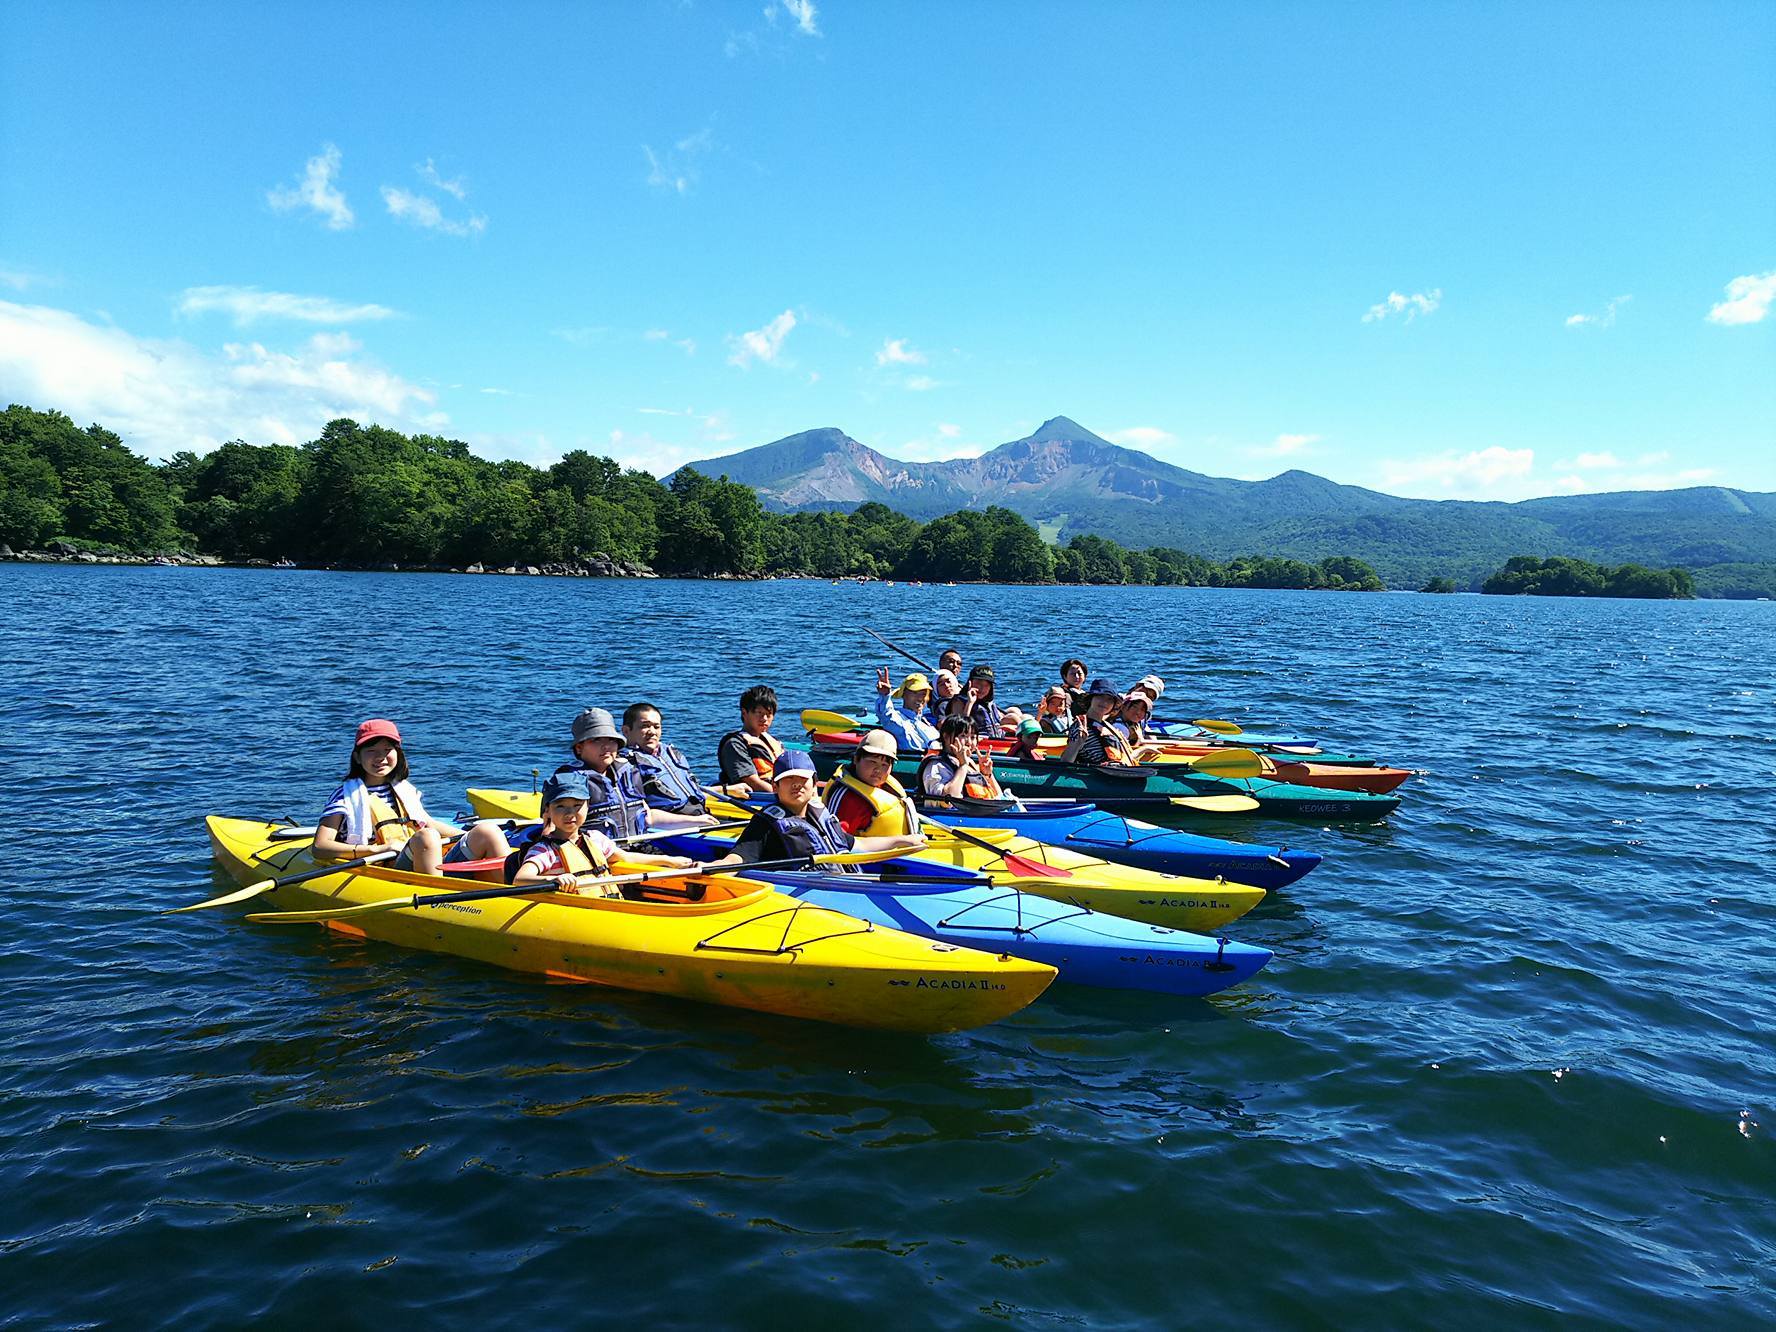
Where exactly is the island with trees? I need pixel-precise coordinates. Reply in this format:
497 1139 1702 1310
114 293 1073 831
1480 555 1694 599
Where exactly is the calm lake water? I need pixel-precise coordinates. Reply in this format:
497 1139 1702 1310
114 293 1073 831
2 565 1772 1326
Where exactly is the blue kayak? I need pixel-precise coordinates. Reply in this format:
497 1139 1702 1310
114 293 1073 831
1149 718 1317 748
916 798 1321 888
737 864 1272 998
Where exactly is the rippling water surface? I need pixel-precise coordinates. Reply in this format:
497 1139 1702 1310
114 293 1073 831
3 566 1772 1325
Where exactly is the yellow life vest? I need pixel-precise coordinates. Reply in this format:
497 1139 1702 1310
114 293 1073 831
367 788 416 846
825 767 919 837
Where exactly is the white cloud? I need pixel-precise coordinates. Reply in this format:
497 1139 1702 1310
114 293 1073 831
1634 450 1671 466
896 433 984 463
176 285 399 326
1380 445 1534 494
778 0 820 35
1107 426 1177 450
1706 270 1776 326
552 326 609 345
382 185 487 237
419 158 467 200
479 386 512 396
637 405 730 438
1547 465 1720 495
1363 288 1442 323
875 337 925 366
1565 294 1631 328
267 144 354 230
903 374 938 391
1571 451 1620 468
937 423 961 438
0 299 436 458
727 309 796 367
644 127 714 195
1554 475 1587 492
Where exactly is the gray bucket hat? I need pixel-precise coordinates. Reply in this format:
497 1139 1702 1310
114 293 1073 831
570 707 622 744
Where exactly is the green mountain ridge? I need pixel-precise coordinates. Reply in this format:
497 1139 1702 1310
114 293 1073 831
683 416 1776 587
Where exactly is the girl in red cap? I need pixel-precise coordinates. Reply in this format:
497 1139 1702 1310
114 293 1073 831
313 719 510 875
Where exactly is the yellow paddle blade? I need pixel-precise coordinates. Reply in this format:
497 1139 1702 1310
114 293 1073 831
1191 718 1242 735
1168 794 1261 813
164 877 279 913
1182 747 1265 779
801 708 863 734
812 845 906 867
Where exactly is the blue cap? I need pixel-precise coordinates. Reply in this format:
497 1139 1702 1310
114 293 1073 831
771 750 818 781
541 770 592 804
1087 677 1122 698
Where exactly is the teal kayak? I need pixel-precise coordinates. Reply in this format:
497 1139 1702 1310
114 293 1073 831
796 741 1401 822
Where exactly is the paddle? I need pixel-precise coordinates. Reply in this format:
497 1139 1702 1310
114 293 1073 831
244 847 909 925
918 816 1073 880
1016 793 1262 813
1132 745 1266 779
861 627 934 674
167 848 399 913
1190 718 1243 735
801 708 867 734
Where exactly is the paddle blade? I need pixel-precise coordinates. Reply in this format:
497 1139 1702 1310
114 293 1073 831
801 709 863 734
1168 794 1261 813
1183 747 1265 778
1192 718 1243 735
164 878 278 913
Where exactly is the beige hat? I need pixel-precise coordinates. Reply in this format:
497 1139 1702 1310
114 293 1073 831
1132 675 1166 701
858 729 899 758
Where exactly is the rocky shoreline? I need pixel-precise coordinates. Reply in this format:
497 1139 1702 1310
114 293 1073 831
0 542 764 578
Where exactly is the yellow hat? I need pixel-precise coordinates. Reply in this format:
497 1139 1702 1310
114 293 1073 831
897 672 931 698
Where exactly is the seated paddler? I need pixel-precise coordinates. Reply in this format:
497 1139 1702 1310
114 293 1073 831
919 715 1004 800
824 728 923 836
559 706 708 839
941 663 1022 735
728 749 924 872
508 770 693 897
874 666 939 751
620 701 718 825
314 718 510 874
1059 678 1140 767
716 684 785 794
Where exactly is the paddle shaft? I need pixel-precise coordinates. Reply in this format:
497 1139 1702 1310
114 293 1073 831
862 627 934 674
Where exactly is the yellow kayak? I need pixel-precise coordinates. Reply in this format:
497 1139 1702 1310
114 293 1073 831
465 789 1265 933
205 816 1054 1033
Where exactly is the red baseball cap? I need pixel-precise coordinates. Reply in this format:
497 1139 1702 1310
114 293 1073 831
354 718 402 747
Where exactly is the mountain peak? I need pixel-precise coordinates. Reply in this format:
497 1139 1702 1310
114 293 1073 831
1026 415 1110 445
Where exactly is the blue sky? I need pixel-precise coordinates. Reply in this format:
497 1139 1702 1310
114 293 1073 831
2 1 1771 500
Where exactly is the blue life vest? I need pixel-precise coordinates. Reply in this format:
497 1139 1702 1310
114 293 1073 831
760 800 858 873
555 758 650 838
621 743 708 814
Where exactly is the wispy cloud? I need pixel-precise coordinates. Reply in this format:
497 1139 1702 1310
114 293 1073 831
727 309 796 367
1107 426 1177 450
1566 294 1631 328
937 423 961 438
875 337 925 366
552 326 610 345
0 265 52 292
1363 288 1442 323
1706 270 1776 326
644 127 715 195
176 285 399 326
636 405 731 439
267 143 354 230
382 185 487 237
775 0 820 36
1381 445 1533 494
903 374 939 391
419 158 467 200
0 298 437 457
643 328 697 354
479 387 513 396
1248 431 1321 458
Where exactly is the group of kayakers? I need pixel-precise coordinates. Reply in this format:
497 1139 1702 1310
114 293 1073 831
313 653 1173 897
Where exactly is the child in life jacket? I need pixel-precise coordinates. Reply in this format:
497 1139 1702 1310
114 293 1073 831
509 771 695 896
920 716 1004 800
314 718 510 875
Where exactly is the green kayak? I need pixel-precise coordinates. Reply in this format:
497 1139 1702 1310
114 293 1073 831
795 740 1401 822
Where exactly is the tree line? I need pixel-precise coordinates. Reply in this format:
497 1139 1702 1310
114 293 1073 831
1480 554 1695 599
1 404 1388 588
